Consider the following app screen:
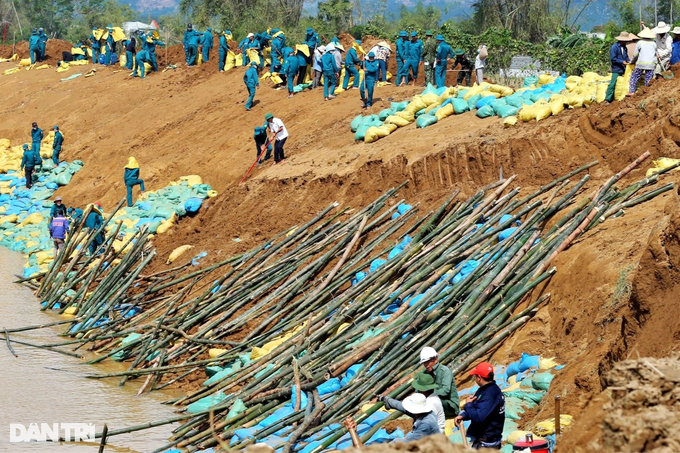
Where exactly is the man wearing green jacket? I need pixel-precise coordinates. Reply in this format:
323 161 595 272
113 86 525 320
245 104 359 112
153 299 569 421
419 347 460 418
52 125 64 165
422 30 437 86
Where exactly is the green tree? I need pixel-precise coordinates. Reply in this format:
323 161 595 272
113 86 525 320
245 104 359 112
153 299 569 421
609 0 640 31
317 0 352 34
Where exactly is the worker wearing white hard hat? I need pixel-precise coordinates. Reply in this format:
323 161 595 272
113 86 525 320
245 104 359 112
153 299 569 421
418 347 460 418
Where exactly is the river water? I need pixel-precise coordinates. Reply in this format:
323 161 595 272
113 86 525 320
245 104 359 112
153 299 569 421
0 247 181 452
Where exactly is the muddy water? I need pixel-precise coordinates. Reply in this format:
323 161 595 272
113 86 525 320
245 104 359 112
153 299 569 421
0 247 181 452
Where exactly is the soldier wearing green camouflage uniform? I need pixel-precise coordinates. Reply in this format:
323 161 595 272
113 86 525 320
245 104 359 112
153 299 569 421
422 30 438 86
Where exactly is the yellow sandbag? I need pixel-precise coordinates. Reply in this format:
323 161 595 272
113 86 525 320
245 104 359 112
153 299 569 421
271 73 283 84
444 418 458 436
421 93 440 106
382 123 398 133
0 214 18 224
502 381 522 392
549 100 565 115
566 94 585 108
425 102 442 113
209 348 227 359
250 324 303 360
406 96 428 113
35 64 49 70
235 53 243 66
581 72 599 84
112 27 126 42
537 74 555 86
534 415 573 437
63 306 78 315
35 251 53 265
435 103 454 121
566 75 583 85
535 104 552 121
539 357 560 369
504 116 518 127
507 431 545 445
20 58 31 66
71 60 88 66
119 53 127 67
364 126 380 144
197 53 203 65
394 111 415 122
207 190 218 197
519 106 537 122
144 62 152 72
615 64 633 101
480 91 501 99
0 138 10 148
374 126 391 138
646 157 680 177
225 51 236 71
157 220 173 234
247 48 261 66
179 175 203 186
166 244 193 264
56 63 70 73
595 84 607 103
385 115 409 127
463 84 485 100
20 213 44 226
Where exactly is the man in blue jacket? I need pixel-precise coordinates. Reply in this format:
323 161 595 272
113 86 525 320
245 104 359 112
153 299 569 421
29 29 40 64
89 28 101 64
185 27 203 66
123 36 137 70
146 34 164 71
218 30 230 72
283 49 299 98
455 362 505 449
435 35 454 88
133 50 153 78
31 122 43 165
49 212 69 256
104 25 115 65
605 31 632 103
202 27 214 62
405 31 423 86
244 61 260 110
270 34 284 74
38 28 48 61
396 31 409 86
342 40 362 90
52 125 63 165
84 203 105 256
360 52 379 108
20 144 35 189
322 44 339 101
183 24 194 64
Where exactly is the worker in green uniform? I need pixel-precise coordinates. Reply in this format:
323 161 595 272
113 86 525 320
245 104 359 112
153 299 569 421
52 125 63 165
342 40 362 90
244 61 259 110
104 25 115 65
202 27 214 62
84 203 105 255
419 347 460 418
283 49 299 98
124 157 145 207
133 50 152 78
31 122 43 167
89 28 101 64
20 144 35 189
218 30 230 72
435 35 454 88
29 29 40 64
422 30 437 86
322 44 339 101
360 52 379 108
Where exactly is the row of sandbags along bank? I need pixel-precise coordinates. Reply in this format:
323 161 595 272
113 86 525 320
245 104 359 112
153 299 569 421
0 136 217 281
351 71 632 143
23 152 676 452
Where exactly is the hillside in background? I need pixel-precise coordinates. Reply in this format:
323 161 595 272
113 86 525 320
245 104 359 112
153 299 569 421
119 0 613 31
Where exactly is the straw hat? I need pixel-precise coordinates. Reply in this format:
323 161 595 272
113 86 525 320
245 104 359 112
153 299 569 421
672 27 680 35
615 31 634 42
628 32 639 40
401 393 433 414
377 41 390 49
638 27 656 39
334 44 345 52
652 21 671 34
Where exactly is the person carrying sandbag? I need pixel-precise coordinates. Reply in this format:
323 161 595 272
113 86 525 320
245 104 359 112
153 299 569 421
628 27 657 96
218 30 230 72
20 144 35 189
124 157 145 207
133 49 153 78
605 32 632 103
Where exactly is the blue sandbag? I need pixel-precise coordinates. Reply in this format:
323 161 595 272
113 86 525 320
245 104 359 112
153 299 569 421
352 271 367 285
416 114 437 128
317 378 341 395
476 105 495 118
341 364 363 386
187 391 227 414
523 76 538 87
397 204 412 215
498 227 518 241
184 198 202 213
506 360 521 376
519 352 540 372
370 259 386 272
363 410 389 427
467 94 482 111
476 95 496 109
387 246 403 260
291 385 308 409
451 259 480 284
259 406 294 427
451 98 470 114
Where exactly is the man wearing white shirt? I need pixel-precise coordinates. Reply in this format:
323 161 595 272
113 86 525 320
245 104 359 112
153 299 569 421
412 371 445 433
265 113 289 164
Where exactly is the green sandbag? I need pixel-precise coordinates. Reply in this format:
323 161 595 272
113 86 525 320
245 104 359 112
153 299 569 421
467 94 482 111
451 98 469 114
457 88 468 98
379 108 394 121
416 114 438 128
523 76 538 87
226 398 247 419
504 396 535 420
391 101 409 112
351 115 364 132
421 83 437 95
415 108 427 118
504 389 546 405
494 104 520 118
532 372 554 390
55 172 73 186
505 95 526 108
531 92 552 103
476 105 495 118
355 124 370 141
153 206 176 219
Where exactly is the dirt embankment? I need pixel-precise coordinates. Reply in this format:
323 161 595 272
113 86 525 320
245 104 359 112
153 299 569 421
3 41 680 448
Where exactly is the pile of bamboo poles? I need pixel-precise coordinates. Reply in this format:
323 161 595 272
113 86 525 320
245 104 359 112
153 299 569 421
23 152 676 452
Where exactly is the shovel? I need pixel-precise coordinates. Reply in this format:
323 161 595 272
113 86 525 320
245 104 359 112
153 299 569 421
457 419 469 447
657 56 674 79
239 136 275 184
